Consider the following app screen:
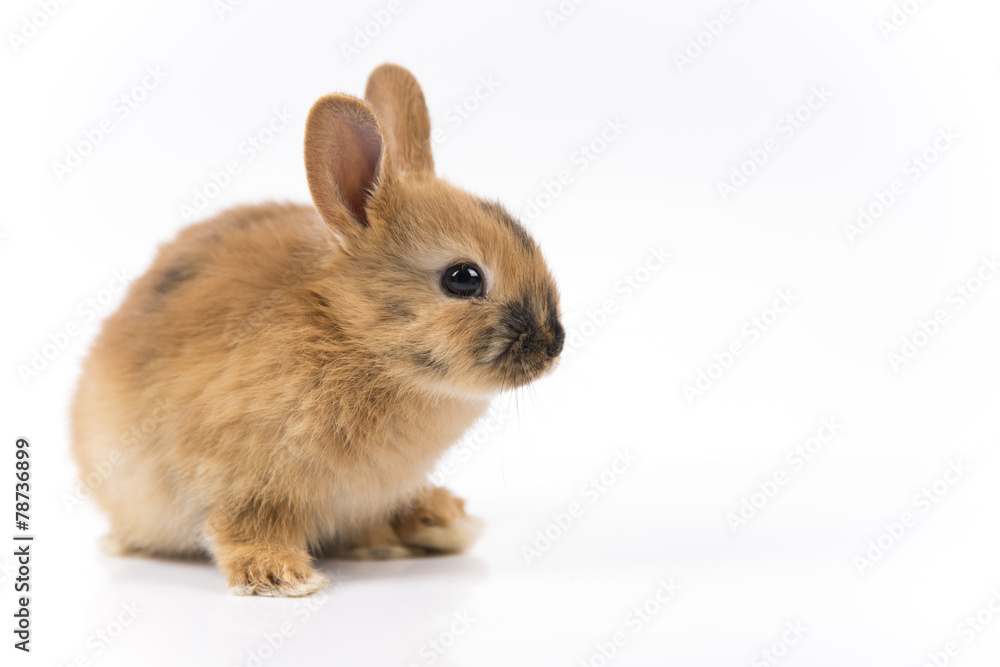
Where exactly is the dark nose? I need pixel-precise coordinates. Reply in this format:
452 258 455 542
546 319 565 358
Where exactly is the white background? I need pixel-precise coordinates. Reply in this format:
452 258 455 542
3 0 1000 665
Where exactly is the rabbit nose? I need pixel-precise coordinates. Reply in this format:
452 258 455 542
546 320 565 358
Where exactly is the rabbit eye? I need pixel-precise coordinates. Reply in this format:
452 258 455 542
419 516 436 527
442 263 484 298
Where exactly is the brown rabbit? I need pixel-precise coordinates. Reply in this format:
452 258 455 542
71 63 563 596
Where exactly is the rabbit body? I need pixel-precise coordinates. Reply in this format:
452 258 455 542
73 202 488 555
72 64 563 596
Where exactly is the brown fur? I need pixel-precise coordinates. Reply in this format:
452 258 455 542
71 64 563 596
334 486 481 560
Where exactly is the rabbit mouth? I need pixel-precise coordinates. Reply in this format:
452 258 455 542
492 328 562 388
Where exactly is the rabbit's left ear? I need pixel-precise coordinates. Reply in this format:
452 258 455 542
304 94 389 235
365 63 434 175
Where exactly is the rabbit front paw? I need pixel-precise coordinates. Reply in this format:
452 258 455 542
218 545 327 597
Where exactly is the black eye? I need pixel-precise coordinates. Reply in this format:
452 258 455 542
419 516 436 527
441 263 484 298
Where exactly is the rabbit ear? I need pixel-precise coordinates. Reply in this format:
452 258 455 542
304 94 389 233
365 63 434 175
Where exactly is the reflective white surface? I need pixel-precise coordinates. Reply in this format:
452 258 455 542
5 0 1000 665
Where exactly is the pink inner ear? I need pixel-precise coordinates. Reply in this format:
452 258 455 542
305 97 385 231
331 114 382 225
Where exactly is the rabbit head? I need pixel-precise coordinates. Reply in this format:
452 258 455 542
304 64 564 398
